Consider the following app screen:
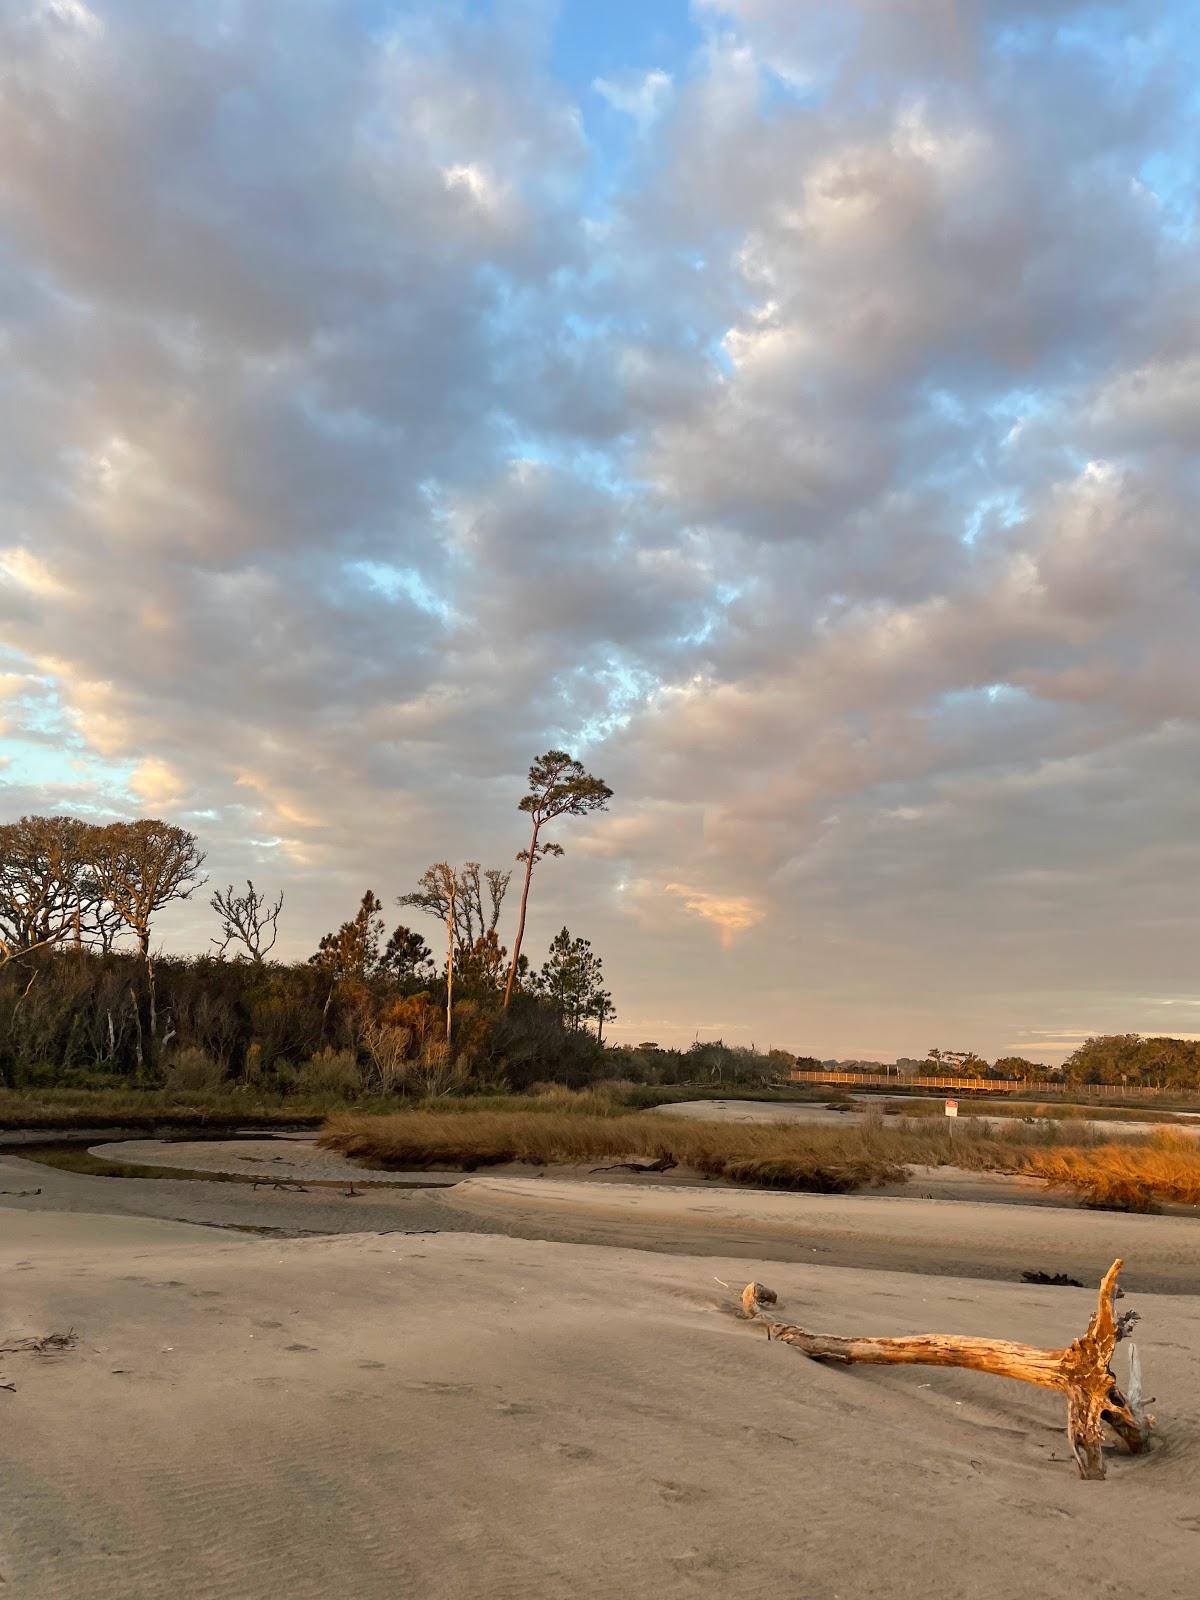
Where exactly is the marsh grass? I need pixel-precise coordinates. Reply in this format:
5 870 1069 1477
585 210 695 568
323 1096 1200 1207
1023 1131 1200 1210
0 1086 365 1130
0 1078 831 1132
321 1107 914 1192
322 1104 1085 1193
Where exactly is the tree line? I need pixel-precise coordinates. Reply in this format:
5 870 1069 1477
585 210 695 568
0 750 620 1093
854 1039 1200 1090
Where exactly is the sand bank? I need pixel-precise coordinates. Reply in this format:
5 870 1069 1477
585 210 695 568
88 1136 460 1186
4 1212 1199 1600
444 1173 1200 1290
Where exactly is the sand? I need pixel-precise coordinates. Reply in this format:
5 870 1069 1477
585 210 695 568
88 1136 461 1186
6 1119 1200 1600
4 1207 1200 1600
442 1173 1200 1290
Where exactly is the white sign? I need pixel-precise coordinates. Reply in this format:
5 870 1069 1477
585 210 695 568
945 1099 959 1118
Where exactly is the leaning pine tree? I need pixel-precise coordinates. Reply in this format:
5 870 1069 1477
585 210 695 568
502 751 612 1009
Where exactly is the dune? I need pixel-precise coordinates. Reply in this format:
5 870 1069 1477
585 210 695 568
3 1206 1199 1600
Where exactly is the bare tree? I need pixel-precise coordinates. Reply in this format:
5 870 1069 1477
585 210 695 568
92 819 206 1050
0 815 99 967
400 863 459 1048
502 751 612 1009
77 883 127 954
400 861 511 959
210 880 283 961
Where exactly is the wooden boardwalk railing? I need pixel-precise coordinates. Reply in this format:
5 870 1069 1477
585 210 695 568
788 1070 1173 1098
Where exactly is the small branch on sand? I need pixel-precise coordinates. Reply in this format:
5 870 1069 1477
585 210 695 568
0 1381 16 1393
739 1259 1152 1480
252 1178 308 1192
589 1156 677 1174
0 1187 41 1198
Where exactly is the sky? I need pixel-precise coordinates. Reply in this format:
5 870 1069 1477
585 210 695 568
2 0 1199 1063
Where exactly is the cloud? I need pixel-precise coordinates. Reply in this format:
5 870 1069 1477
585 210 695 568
128 756 186 807
1 0 1197 1057
593 69 674 131
0 548 72 597
663 883 765 946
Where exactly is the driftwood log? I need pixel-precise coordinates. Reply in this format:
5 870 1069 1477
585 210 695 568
740 1258 1150 1479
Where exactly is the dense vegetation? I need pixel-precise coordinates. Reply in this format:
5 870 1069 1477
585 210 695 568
4 768 1199 1105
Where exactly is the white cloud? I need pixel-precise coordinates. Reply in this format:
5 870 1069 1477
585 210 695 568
593 69 674 132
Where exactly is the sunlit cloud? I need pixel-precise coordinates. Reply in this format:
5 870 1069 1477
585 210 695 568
663 883 765 946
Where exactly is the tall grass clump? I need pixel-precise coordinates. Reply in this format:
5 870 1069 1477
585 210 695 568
1024 1133 1200 1210
322 1102 1200 1208
321 1109 911 1193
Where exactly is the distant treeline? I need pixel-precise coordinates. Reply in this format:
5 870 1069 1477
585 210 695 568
822 1037 1200 1090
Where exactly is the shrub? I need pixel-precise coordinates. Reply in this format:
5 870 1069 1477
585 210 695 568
293 1048 362 1097
162 1046 226 1093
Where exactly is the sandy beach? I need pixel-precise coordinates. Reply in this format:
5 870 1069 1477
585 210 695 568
4 1125 1200 1599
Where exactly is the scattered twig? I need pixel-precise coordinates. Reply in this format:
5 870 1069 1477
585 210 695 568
0 1381 16 1393
252 1178 308 1192
0 1188 41 1198
738 1260 1152 1480
589 1156 677 1174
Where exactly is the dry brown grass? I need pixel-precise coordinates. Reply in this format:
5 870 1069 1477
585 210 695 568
323 1100 1200 1209
1023 1133 1200 1210
321 1108 913 1193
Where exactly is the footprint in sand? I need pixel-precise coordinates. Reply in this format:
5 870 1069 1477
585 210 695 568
358 1360 387 1370
495 1399 535 1416
256 1319 285 1329
654 1480 710 1505
555 1443 595 1462
283 1343 317 1352
1013 1499 1073 1520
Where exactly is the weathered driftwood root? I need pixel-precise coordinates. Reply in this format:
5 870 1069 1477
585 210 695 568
741 1259 1151 1480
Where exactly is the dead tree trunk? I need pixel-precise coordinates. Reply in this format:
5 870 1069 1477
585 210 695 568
740 1258 1150 1480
